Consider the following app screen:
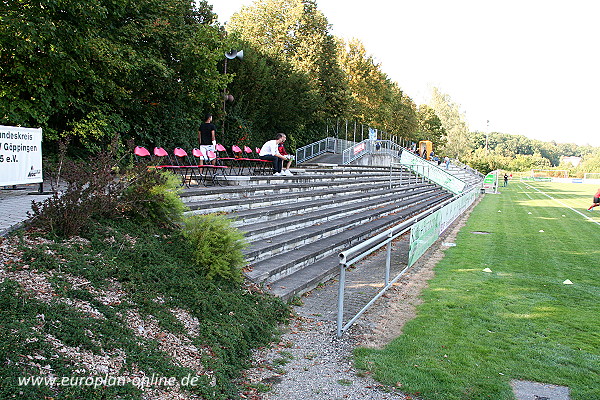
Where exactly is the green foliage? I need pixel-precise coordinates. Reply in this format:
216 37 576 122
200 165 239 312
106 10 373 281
570 148 600 176
4 0 598 160
29 140 187 237
429 87 472 159
464 130 600 174
182 214 248 283
29 149 126 237
121 168 187 226
417 104 446 145
465 148 554 175
0 0 225 150
337 39 418 140
4 216 288 399
227 0 420 145
225 45 318 146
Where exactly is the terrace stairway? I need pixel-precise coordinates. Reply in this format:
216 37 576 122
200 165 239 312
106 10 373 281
180 164 454 300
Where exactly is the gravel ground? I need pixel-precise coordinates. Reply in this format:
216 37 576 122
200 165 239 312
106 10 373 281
244 317 409 400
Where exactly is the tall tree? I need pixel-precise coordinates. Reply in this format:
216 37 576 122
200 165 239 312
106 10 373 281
0 0 225 150
227 0 350 123
223 43 318 148
337 39 417 140
416 104 446 145
429 87 471 159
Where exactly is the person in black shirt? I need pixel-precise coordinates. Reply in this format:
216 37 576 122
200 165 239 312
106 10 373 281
198 114 217 164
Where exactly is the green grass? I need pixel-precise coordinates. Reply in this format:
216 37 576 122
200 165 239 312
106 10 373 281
355 182 600 400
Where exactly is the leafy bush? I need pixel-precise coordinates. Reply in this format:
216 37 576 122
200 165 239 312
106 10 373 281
29 150 124 236
182 214 247 283
6 217 288 399
120 167 187 226
29 139 187 236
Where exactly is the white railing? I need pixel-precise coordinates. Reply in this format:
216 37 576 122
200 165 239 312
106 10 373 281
295 137 356 164
400 150 467 194
452 158 484 178
342 139 403 164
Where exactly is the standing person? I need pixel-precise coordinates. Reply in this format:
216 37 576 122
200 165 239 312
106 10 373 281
587 188 600 211
444 156 450 169
503 173 509 187
278 141 294 175
198 114 217 165
259 133 288 175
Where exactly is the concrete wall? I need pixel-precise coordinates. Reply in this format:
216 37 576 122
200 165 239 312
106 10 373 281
351 153 396 167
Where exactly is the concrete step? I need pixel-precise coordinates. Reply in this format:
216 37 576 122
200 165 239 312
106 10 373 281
182 176 416 214
181 171 410 199
244 190 452 283
237 186 439 243
177 161 456 301
260 193 452 300
228 184 436 227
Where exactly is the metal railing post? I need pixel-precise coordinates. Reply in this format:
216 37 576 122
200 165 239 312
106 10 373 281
401 165 405 187
337 263 347 338
385 231 392 286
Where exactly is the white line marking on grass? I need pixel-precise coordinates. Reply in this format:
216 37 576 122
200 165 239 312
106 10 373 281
523 183 600 227
517 184 534 200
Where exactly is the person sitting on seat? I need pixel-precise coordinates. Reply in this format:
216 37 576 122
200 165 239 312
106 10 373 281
259 133 289 176
277 141 294 176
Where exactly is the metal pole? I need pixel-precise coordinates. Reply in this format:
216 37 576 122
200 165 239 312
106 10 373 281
389 162 393 190
345 120 348 143
401 165 404 187
336 263 347 338
385 233 392 286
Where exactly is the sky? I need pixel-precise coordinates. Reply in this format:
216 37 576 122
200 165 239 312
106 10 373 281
209 0 600 147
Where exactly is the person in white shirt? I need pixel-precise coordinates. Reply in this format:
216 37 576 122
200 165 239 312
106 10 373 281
259 133 290 175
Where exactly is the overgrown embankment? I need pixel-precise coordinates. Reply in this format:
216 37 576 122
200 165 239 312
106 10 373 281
0 151 288 400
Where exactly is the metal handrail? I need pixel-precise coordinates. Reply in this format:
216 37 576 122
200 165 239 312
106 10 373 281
451 158 484 178
295 137 357 164
342 139 403 164
400 150 468 194
336 186 481 337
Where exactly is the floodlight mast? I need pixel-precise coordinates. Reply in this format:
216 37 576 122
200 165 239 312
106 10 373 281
222 49 243 136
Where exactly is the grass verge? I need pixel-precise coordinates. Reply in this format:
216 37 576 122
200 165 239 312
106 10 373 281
355 182 600 400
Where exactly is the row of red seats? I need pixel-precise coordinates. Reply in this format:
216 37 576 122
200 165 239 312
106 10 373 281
133 145 272 186
213 144 272 175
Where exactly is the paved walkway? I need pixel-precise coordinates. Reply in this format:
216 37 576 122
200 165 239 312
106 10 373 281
0 182 53 237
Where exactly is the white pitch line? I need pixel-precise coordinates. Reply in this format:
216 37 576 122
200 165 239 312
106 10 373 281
523 182 600 226
517 183 534 200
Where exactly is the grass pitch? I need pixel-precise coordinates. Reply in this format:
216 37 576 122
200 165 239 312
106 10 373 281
355 182 600 400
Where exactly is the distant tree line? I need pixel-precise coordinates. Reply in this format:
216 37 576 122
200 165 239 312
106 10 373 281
465 132 600 176
427 88 599 175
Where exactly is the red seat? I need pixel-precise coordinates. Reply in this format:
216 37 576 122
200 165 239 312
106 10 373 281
214 143 240 174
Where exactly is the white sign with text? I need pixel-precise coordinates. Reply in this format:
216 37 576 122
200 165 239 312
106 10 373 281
0 125 43 186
